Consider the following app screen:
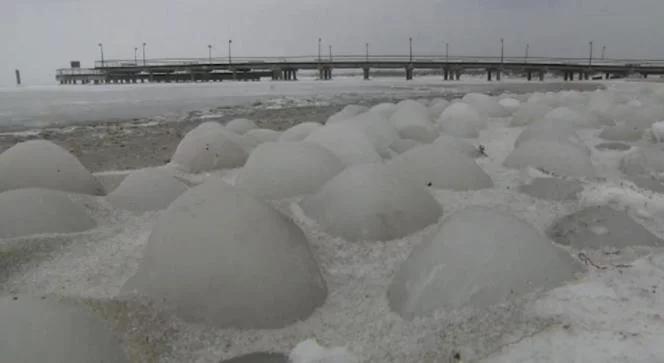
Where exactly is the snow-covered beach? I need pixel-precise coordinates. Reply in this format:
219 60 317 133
1 78 664 363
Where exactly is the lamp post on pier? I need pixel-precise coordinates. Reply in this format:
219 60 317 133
98 43 104 68
208 44 212 64
142 42 147 66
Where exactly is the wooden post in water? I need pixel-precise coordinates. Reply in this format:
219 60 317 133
15 69 21 85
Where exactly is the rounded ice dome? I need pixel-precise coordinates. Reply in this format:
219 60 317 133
386 144 492 190
225 118 258 134
505 140 596 178
236 142 345 200
0 188 96 239
389 100 439 143
245 128 281 144
437 102 484 138
279 122 323 142
123 181 327 329
301 163 442 242
0 140 104 195
0 296 129 363
304 123 382 166
463 93 510 117
171 122 248 173
107 168 188 212
327 105 369 124
388 207 580 319
510 102 553 127
498 97 521 115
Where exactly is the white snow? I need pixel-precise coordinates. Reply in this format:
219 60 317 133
0 296 129 363
301 163 442 242
0 140 105 195
236 142 345 200
106 168 188 212
171 122 248 173
0 188 96 238
388 207 581 319
290 339 358 363
123 180 327 329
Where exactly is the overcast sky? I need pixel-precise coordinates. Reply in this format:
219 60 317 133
2 0 663 86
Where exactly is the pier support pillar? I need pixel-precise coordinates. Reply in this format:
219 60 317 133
487 70 492 81
496 69 502 81
527 71 532 81
363 67 370 80
405 66 414 80
578 72 583 81
443 68 449 81
605 72 610 79
455 70 461 80
539 71 545 81
584 72 589 80
15 69 21 86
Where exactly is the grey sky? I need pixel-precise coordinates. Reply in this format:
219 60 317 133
2 0 663 86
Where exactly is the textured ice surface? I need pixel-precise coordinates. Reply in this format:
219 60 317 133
389 100 438 143
0 140 104 195
437 102 483 138
498 97 521 115
599 122 643 141
548 206 663 249
433 133 482 158
388 207 580 319
343 112 400 158
386 143 492 190
0 188 96 239
304 123 382 166
124 181 327 329
519 178 583 201
369 102 398 119
279 122 323 142
510 102 552 127
594 142 631 151
505 140 596 178
107 168 188 212
620 147 664 177
327 105 369 124
237 142 344 200
389 138 420 154
301 163 442 242
514 117 583 149
544 107 595 128
651 121 664 143
428 98 450 119
0 296 129 363
463 93 510 117
171 122 248 173
225 118 258 135
245 128 281 144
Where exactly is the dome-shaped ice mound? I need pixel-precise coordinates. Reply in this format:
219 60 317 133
369 102 398 118
510 103 553 127
599 123 643 141
304 123 382 166
505 140 596 178
388 207 580 318
390 138 420 154
225 118 258 135
548 206 663 249
463 93 510 117
0 140 104 195
498 98 521 115
0 188 96 239
123 181 327 329
301 163 442 242
389 100 438 143
519 178 583 201
433 133 482 158
514 117 583 149
171 122 248 173
437 102 484 138
620 147 664 177
340 112 400 158
428 99 450 119
107 169 188 212
544 107 596 128
386 144 492 190
0 296 129 363
237 142 344 200
245 129 280 144
279 122 323 142
327 105 369 124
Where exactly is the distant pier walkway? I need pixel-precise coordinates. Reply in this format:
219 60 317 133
55 55 664 84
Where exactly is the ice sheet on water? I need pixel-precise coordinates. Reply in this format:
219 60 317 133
123 180 327 329
386 143 492 190
0 188 96 239
0 296 129 363
0 140 105 195
236 142 344 200
301 163 442 242
107 168 188 212
388 207 580 319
